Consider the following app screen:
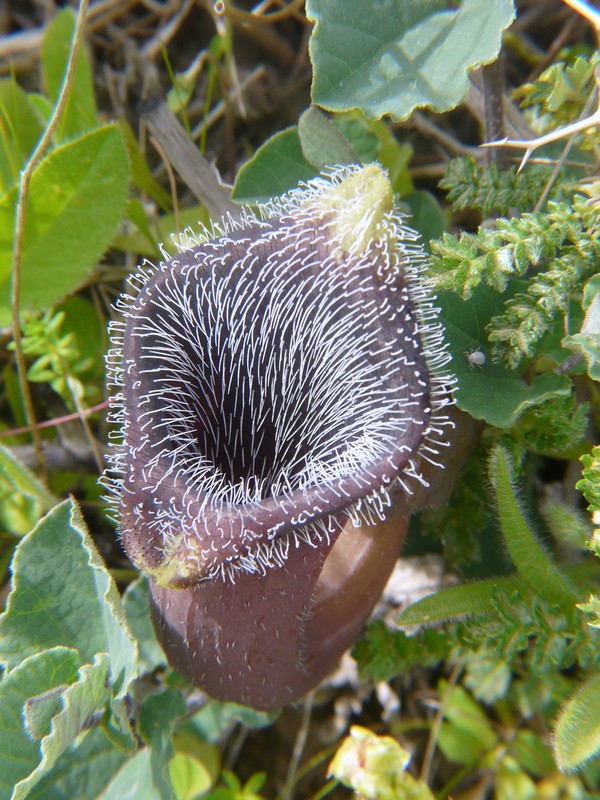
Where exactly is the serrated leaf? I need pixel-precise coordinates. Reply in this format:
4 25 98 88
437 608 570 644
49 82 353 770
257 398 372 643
0 79 45 193
41 8 97 141
0 498 137 693
563 275 600 380
0 647 81 800
398 576 522 626
307 0 516 121
0 124 129 323
353 620 450 683
13 655 111 800
231 127 316 204
437 286 572 427
554 671 600 772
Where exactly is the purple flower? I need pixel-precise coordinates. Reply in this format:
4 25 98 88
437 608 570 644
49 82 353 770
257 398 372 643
104 165 454 709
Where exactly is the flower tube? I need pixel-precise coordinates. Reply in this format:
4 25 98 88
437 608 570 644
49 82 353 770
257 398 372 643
104 164 454 709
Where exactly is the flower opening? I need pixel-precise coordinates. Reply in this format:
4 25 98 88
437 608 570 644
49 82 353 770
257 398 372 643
103 164 455 588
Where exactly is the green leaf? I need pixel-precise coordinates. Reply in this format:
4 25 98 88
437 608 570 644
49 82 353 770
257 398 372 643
113 204 211 260
138 688 186 800
298 106 359 170
397 576 522 626
354 620 451 683
25 727 127 800
437 286 572 427
402 190 444 251
0 79 45 192
0 498 138 692
13 655 111 800
96 748 165 800
41 8 97 141
231 115 413 207
563 274 600 381
170 753 212 800
438 684 498 766
185 702 278 745
123 577 166 674
554 671 600 772
0 444 58 513
488 446 579 608
0 647 81 800
0 124 129 323
231 127 317 204
307 0 516 121
23 687 67 741
510 730 555 778
119 120 172 212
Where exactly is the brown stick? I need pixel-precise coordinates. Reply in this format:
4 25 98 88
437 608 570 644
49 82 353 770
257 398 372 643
139 98 240 220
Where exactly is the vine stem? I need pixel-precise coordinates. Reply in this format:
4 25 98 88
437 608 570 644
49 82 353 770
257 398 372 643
10 0 90 477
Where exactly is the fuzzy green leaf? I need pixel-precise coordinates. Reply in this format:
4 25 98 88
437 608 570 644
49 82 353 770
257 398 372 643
0 124 129 323
0 499 138 692
41 8 97 141
12 655 111 800
554 671 600 772
0 647 81 800
307 0 515 121
25 728 127 800
488 446 579 608
398 576 522 626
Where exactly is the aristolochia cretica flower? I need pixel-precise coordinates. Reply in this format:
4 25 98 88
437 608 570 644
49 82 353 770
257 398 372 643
104 164 455 710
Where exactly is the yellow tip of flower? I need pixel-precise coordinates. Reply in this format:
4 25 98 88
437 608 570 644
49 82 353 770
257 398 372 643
314 163 394 256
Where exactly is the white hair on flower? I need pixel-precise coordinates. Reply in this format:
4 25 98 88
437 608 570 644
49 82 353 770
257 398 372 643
102 164 456 585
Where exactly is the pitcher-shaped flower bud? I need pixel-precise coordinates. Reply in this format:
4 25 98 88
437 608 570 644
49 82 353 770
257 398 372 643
104 164 454 709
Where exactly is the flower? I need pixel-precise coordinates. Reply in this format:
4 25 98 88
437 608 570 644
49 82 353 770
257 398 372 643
103 164 454 708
